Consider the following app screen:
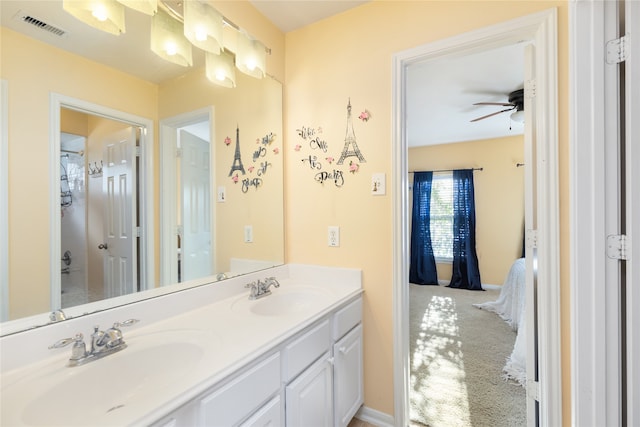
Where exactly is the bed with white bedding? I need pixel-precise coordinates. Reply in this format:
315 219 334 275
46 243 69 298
474 257 526 385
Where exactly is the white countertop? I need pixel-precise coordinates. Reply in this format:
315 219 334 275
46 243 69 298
0 264 362 426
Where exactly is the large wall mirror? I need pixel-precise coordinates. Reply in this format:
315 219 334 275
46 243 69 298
0 1 284 335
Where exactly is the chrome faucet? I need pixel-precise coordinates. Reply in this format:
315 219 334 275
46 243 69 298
49 319 140 367
245 277 280 300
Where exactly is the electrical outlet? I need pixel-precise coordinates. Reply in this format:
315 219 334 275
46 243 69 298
244 225 253 243
328 226 340 247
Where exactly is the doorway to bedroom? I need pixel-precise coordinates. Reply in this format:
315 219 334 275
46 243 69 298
406 43 527 426
393 8 561 427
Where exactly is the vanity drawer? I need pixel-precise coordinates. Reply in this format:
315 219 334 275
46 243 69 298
333 297 362 340
198 352 280 426
282 319 331 382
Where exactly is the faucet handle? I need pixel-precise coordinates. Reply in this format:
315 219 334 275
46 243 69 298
266 277 280 287
49 333 87 361
49 333 84 349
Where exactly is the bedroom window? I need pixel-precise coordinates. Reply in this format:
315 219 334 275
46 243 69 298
430 173 453 262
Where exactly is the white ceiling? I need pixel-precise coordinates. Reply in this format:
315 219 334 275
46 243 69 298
407 42 526 147
248 0 370 33
1 1 525 147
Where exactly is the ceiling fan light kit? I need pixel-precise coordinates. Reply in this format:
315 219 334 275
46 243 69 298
510 109 525 123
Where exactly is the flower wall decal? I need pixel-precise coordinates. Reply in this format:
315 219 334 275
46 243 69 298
294 144 302 151
349 161 359 173
232 173 239 183
358 110 371 122
326 156 334 164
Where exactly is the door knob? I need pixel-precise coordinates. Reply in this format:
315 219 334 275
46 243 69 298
98 243 108 250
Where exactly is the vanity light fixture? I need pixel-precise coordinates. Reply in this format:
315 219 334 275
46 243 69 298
235 31 266 79
116 0 157 16
150 8 192 67
64 0 270 85
183 0 223 54
206 50 236 88
62 0 125 35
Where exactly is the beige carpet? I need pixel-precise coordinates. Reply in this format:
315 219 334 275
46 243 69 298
409 283 526 427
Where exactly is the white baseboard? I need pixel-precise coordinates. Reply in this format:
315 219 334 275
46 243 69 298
354 406 395 427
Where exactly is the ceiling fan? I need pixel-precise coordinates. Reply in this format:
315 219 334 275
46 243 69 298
470 88 524 123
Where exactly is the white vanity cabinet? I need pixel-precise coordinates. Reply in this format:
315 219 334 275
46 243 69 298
151 295 362 427
284 296 363 427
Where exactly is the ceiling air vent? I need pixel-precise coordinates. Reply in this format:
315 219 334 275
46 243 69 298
14 11 68 37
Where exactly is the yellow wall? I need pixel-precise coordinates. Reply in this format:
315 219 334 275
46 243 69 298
284 0 569 421
409 136 525 286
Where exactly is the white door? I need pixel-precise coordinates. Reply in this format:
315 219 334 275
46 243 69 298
285 352 334 427
179 130 212 282
102 127 137 298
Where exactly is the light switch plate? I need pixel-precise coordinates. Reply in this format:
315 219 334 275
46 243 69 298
372 173 386 195
328 226 340 247
217 186 226 202
244 225 253 243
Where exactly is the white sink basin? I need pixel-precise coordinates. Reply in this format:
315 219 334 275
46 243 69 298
1 329 217 426
231 286 334 316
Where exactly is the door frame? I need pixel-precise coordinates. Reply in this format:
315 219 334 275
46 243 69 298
159 107 215 286
392 9 560 426
49 94 154 309
1 79 8 321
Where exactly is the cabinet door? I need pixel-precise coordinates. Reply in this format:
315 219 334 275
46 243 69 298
334 324 363 427
285 352 334 427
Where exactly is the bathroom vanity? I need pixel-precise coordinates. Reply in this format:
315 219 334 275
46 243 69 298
0 265 363 426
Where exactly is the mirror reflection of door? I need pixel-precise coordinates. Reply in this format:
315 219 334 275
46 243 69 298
102 126 138 298
60 108 142 308
179 128 212 282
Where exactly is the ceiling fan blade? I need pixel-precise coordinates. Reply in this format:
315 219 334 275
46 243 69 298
470 107 515 122
473 102 514 106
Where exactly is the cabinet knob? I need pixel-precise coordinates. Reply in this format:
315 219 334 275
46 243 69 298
339 346 347 354
327 357 334 365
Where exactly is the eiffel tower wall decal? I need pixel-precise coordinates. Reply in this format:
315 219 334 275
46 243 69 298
228 126 246 177
337 99 366 165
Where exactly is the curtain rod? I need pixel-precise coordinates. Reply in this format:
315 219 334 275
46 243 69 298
409 167 483 173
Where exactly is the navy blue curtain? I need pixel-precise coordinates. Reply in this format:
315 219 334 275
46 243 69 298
409 172 439 285
448 169 483 290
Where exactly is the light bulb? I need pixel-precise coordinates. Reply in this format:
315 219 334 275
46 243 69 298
165 42 177 56
92 5 108 21
246 59 256 71
195 27 207 42
215 71 226 81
